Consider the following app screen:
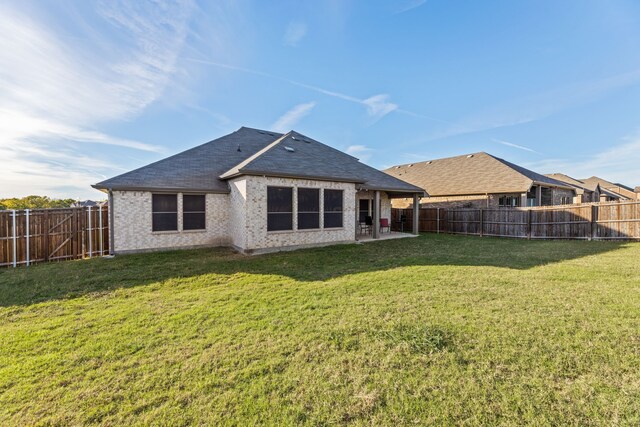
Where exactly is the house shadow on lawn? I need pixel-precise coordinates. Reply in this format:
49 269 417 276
0 234 631 307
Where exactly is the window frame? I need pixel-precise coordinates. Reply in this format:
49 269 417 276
267 186 293 232
152 193 178 232
323 189 344 229
297 187 320 230
183 194 206 231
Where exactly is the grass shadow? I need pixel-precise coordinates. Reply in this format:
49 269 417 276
0 233 631 307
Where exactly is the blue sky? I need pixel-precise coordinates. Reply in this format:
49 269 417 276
1 0 639 199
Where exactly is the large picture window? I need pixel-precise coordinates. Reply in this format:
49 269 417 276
298 188 320 229
267 186 293 231
183 194 206 230
152 194 177 231
324 189 343 228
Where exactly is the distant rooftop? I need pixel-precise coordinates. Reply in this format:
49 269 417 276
385 152 573 196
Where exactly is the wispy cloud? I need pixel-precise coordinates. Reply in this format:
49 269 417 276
492 138 539 154
0 1 195 198
395 0 428 14
189 59 435 123
523 131 640 185
362 95 398 121
425 67 640 142
346 145 374 162
283 21 307 47
271 102 316 132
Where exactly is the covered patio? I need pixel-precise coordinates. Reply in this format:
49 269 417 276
355 188 423 241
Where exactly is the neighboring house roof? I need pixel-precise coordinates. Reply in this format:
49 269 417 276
71 200 104 207
545 173 595 192
94 127 423 194
384 152 574 197
580 176 636 199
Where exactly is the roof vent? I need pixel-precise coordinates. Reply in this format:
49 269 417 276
284 146 295 152
237 145 241 152
291 136 298 140
426 161 432 164
408 164 413 167
467 154 474 158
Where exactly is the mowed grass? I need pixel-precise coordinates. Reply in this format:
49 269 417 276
1 234 639 426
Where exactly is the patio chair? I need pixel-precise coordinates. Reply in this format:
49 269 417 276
359 216 373 235
380 218 390 233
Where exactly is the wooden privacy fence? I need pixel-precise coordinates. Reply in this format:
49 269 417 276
392 201 640 240
0 207 109 268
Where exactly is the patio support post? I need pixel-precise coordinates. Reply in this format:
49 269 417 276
373 190 380 239
536 185 542 207
412 194 419 235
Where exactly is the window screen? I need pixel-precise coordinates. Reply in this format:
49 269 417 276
298 188 320 229
152 194 177 231
267 187 293 231
323 189 343 228
183 195 206 230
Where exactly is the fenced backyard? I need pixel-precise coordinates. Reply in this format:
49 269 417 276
392 200 640 240
0 207 109 267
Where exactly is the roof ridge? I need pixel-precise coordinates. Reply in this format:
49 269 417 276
219 131 292 179
387 151 489 169
289 130 361 162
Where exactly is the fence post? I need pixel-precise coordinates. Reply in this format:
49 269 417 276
479 209 484 237
11 210 17 268
25 209 30 266
591 204 598 241
43 210 49 262
436 208 440 234
99 206 104 256
527 209 532 240
88 206 92 258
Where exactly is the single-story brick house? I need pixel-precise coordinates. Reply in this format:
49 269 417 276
579 176 639 201
384 152 576 209
93 127 424 254
544 173 623 203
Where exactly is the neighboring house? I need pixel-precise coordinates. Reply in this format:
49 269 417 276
544 174 622 203
384 152 576 209
93 127 424 255
579 176 639 201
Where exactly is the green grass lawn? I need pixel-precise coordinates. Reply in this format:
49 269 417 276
1 234 639 426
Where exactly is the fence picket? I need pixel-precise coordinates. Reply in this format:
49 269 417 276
392 201 640 241
1 206 109 268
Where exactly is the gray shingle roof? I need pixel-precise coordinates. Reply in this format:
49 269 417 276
94 127 422 194
384 152 574 196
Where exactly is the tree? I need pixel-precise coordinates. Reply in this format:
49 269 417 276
0 196 78 210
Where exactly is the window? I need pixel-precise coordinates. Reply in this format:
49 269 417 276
359 199 370 223
498 195 520 208
324 189 343 228
298 188 320 229
267 187 293 231
152 194 177 231
183 195 206 230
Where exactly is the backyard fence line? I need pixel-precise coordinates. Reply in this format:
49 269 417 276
0 206 110 268
392 200 640 241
